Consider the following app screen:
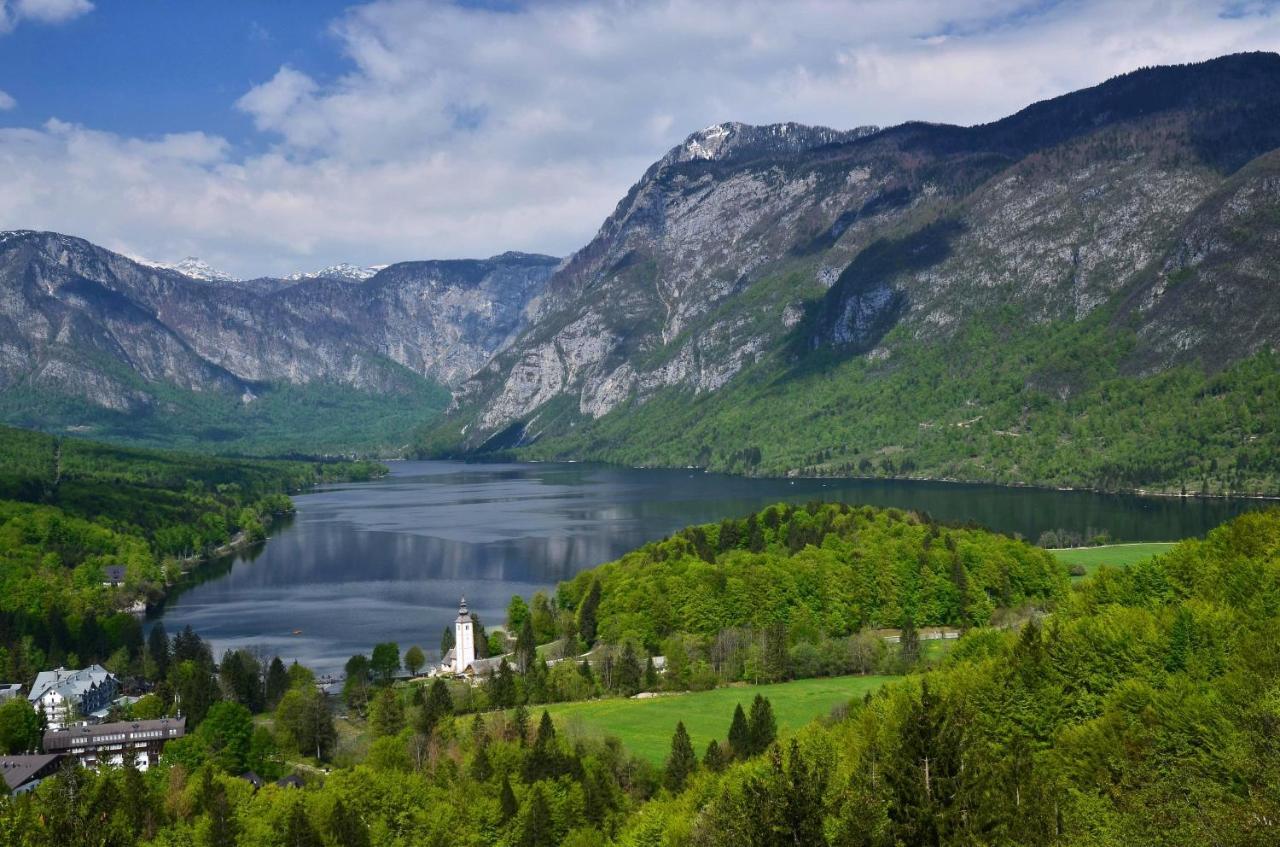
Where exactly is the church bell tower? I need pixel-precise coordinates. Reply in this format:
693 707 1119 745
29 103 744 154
453 597 475 674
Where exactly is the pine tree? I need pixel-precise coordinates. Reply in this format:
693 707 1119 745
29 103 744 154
728 703 751 758
266 656 290 708
512 704 530 745
616 643 642 695
499 774 519 823
524 710 559 781
784 738 827 846
441 626 455 658
748 694 776 755
416 678 453 736
643 656 659 691
899 614 920 669
703 738 727 772
578 659 595 686
578 579 602 647
664 721 697 792
147 622 169 678
282 798 323 847
471 742 493 782
516 617 537 673
518 783 556 847
368 686 404 737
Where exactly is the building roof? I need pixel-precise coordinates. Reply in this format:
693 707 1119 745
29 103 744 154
465 656 507 676
103 566 127 582
28 665 116 704
276 774 304 788
43 716 186 752
0 754 62 792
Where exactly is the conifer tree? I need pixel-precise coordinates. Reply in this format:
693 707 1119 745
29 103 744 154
282 798 323 847
578 579 602 647
512 704 530 745
416 677 453 736
664 721 697 792
518 783 556 847
516 617 537 673
499 774 519 823
703 739 727 772
748 694 777 755
368 686 404 738
616 643 642 695
728 703 751 758
899 614 920 669
441 626 455 658
471 742 493 782
644 656 659 691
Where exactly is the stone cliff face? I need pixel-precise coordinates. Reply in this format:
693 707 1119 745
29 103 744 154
0 230 556 420
438 53 1280 454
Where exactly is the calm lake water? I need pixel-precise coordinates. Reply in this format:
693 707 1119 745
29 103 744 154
153 460 1264 674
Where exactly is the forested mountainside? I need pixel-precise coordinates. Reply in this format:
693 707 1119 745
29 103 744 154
427 53 1280 495
0 230 557 454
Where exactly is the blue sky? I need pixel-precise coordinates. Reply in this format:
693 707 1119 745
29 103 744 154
0 0 1277 276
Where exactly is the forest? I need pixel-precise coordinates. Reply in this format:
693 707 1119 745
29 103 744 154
0 426 384 683
3 499 1275 845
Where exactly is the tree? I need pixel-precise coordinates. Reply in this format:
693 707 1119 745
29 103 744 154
147 622 170 679
370 642 400 683
900 614 920 669
471 741 493 782
275 686 336 761
516 617 537 673
441 626 455 658
728 703 751 758
664 721 697 792
578 579 602 646
512 704 530 745
342 654 371 714
518 783 556 847
644 656 659 691
748 694 777 755
507 595 531 633
328 798 370 847
266 656 291 708
404 645 426 677
0 698 41 754
471 613 489 658
196 701 254 773
416 678 453 736
499 774 519 823
282 798 323 847
616 643 642 695
218 649 263 712
703 739 727 772
524 710 559 781
368 686 405 737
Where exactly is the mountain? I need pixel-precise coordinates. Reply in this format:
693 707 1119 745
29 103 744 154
427 52 1280 495
134 255 239 283
0 230 557 453
283 263 385 283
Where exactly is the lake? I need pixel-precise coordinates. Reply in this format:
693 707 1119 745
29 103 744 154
153 460 1263 674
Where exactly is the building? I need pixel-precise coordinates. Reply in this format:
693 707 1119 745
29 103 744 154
28 665 119 730
0 683 22 704
0 754 63 794
102 565 127 587
452 597 475 675
43 717 186 771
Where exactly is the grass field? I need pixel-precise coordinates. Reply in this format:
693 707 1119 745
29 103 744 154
538 675 896 764
1052 542 1177 578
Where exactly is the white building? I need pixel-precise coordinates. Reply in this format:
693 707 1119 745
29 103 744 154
453 597 476 674
43 717 185 771
28 665 118 731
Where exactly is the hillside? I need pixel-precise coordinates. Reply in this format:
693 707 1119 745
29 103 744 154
0 231 557 454
426 53 1280 495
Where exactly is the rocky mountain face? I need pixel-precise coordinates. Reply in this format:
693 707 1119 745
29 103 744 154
0 230 556 448
432 53 1280 491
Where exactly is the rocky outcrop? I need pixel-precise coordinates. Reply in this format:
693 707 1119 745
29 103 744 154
438 52 1280 453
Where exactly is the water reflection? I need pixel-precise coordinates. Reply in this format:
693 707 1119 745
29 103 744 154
155 461 1263 673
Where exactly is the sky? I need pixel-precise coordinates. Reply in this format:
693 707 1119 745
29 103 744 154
0 0 1277 277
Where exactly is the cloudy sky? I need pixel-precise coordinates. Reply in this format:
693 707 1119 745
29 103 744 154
0 0 1277 276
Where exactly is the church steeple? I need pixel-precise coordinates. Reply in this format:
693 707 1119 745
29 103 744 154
453 596 475 674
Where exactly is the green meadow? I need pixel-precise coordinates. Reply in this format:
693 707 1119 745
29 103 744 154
540 674 895 764
1052 542 1177 578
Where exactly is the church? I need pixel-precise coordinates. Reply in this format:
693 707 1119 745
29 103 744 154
433 597 506 680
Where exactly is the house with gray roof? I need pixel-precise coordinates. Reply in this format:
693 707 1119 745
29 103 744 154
0 754 63 794
44 716 185 771
28 665 118 730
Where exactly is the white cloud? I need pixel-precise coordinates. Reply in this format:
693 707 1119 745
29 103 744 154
1 0 1278 276
0 0 91 31
0 90 15 110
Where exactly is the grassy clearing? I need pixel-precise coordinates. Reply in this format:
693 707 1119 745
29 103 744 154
1052 542 1177 578
539 675 896 764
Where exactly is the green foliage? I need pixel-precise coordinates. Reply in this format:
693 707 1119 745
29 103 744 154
0 698 41 754
664 722 697 793
558 502 1064 650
